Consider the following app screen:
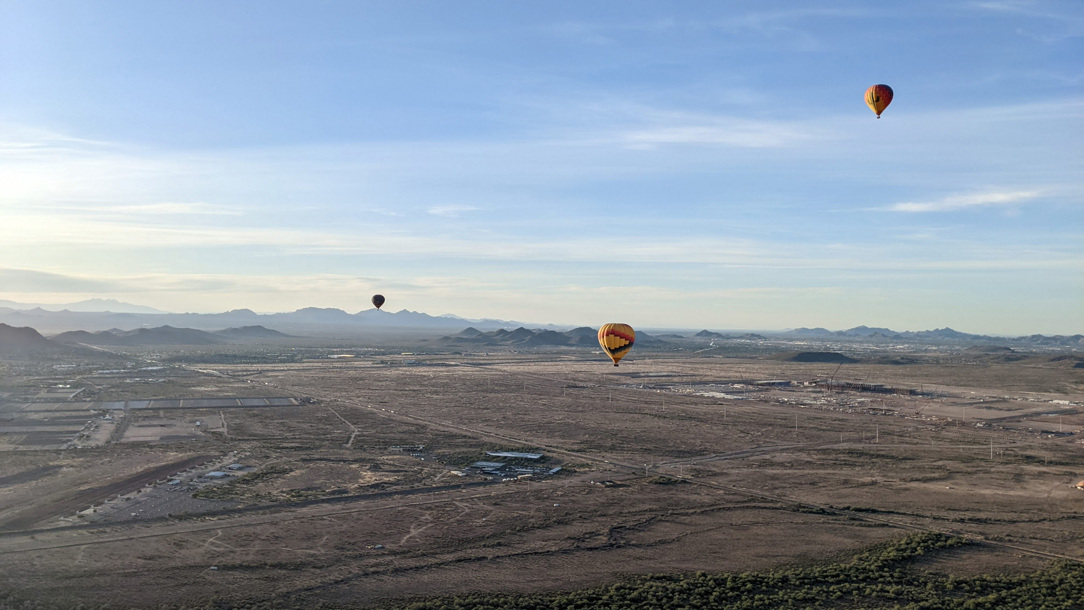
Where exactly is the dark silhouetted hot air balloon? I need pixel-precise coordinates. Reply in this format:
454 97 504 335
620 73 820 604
865 84 893 118
371 294 385 309
598 323 635 367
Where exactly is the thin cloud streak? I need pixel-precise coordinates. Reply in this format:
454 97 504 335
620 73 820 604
619 120 817 148
2 209 1075 273
427 205 481 217
883 190 1042 213
111 202 245 216
3 98 1078 209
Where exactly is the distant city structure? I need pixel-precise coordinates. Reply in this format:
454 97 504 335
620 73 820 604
467 452 560 480
484 451 543 460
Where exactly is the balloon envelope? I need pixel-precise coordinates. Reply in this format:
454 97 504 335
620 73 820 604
598 323 635 367
371 294 385 309
865 84 893 118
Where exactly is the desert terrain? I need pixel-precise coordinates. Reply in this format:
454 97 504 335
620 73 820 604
0 336 1081 608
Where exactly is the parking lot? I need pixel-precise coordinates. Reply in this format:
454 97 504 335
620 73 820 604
74 457 249 525
85 484 239 523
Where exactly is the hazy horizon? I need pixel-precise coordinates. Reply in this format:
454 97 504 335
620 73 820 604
2 2 1081 336
1 297 1080 338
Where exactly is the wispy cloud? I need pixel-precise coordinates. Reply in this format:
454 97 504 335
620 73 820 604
572 103 826 149
0 123 114 153
882 189 1042 213
709 7 871 38
0 268 116 293
966 0 1079 19
427 205 480 218
3 205 1076 275
544 21 614 45
620 121 816 149
112 202 245 216
965 0 1084 42
541 9 870 47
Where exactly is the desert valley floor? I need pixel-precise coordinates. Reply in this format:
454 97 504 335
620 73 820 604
1 343 1081 608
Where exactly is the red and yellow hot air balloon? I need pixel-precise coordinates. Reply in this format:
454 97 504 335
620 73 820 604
865 84 893 118
598 323 635 367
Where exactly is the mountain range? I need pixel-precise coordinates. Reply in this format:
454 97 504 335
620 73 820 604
435 326 665 348
50 325 291 347
0 298 166 314
779 326 1082 347
0 323 293 355
0 301 1079 349
0 305 552 335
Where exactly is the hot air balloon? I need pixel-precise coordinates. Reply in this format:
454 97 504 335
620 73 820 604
598 323 635 367
865 84 893 118
371 294 385 309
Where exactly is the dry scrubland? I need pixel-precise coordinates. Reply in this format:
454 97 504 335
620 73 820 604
0 347 1082 608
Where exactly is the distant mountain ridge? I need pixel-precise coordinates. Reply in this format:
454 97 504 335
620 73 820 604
436 326 665 348
213 326 294 339
780 326 1083 347
0 306 553 335
0 302 1079 348
51 325 291 346
1 322 296 359
0 298 166 314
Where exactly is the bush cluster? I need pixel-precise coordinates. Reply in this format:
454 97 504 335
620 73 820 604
387 533 1083 610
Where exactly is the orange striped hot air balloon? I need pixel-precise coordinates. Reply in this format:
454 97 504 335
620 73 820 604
598 323 635 367
865 84 893 118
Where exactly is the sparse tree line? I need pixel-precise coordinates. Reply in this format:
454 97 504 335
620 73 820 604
2 532 1081 609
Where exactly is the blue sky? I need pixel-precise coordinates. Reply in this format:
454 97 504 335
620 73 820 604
1 1 1081 334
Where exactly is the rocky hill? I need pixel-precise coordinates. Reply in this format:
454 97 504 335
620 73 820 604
768 351 859 364
212 326 293 339
0 323 59 356
52 326 221 346
50 325 290 346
